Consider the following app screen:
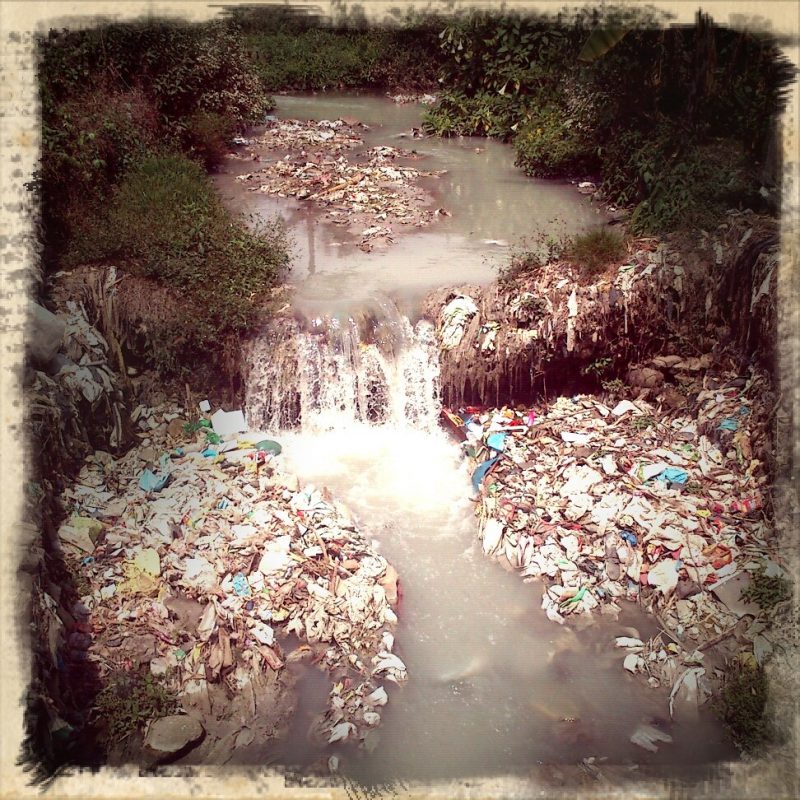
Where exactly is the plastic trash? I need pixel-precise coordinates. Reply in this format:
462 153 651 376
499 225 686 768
486 432 507 452
471 455 500 493
630 722 673 752
210 409 248 436
198 400 211 412
232 573 251 597
440 296 478 350
256 439 283 455
718 418 739 431
653 467 688 486
138 468 171 493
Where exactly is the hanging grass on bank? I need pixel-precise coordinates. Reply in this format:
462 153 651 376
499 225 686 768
67 154 289 374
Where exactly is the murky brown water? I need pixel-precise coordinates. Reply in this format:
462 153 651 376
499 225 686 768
233 93 736 784
213 91 607 313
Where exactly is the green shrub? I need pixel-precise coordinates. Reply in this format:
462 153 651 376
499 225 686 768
567 228 627 275
183 110 234 170
66 154 288 372
715 660 772 754
422 90 522 138
514 104 598 178
92 669 178 743
245 26 441 92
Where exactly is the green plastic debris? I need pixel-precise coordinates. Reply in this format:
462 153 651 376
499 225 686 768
560 586 587 606
205 430 222 445
183 419 212 434
256 439 282 455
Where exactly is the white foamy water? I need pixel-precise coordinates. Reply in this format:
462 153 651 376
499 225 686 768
243 297 735 783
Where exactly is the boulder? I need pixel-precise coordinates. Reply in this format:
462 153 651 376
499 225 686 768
144 715 204 756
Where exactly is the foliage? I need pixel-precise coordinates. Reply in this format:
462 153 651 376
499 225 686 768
423 90 521 138
582 357 613 377
92 668 178 742
236 6 443 92
740 569 792 612
424 7 793 234
715 659 772 754
66 155 288 373
37 21 272 264
514 103 598 178
567 228 627 275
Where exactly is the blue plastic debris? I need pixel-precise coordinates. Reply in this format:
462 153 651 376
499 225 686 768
619 530 638 547
471 455 500 493
138 468 171 493
739 406 751 416
718 418 739 432
654 467 689 485
202 448 218 458
232 573 251 597
486 432 507 452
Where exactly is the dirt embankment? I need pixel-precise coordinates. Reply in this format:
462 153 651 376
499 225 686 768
424 210 779 408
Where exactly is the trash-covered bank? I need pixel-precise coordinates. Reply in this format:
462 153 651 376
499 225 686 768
25 300 405 768
426 210 794 750
425 210 779 408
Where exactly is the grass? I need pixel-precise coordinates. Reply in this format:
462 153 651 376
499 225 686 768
66 154 289 374
92 669 178 743
740 569 792 612
715 659 772 754
567 228 627 276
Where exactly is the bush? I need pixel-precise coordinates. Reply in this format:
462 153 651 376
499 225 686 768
183 110 234 170
66 154 288 372
514 104 598 178
567 228 627 276
715 660 772 754
244 26 441 92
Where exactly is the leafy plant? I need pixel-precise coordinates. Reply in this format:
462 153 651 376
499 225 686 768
714 659 772 754
567 228 627 276
582 357 613 377
740 569 792 612
92 669 178 742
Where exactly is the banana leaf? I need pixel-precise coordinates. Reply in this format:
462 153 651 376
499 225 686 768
578 27 630 62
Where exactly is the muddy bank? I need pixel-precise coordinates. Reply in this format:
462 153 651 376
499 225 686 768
424 211 778 408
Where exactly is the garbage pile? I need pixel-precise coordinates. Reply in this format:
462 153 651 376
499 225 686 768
27 300 128 477
387 92 438 105
237 119 445 250
254 118 364 155
54 403 405 754
425 211 779 408
444 359 785 688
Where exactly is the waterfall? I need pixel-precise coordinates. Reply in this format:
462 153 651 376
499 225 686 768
245 294 441 433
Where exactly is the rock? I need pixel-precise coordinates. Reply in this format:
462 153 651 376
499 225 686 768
626 366 664 389
28 301 66 365
378 564 399 606
167 418 187 438
145 715 204 756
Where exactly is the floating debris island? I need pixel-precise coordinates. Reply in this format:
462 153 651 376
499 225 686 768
236 118 447 251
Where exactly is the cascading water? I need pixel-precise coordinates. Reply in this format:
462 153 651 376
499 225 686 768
243 295 734 784
245 294 441 433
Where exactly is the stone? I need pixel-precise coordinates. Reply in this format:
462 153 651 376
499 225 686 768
27 301 66 364
167 418 187 438
627 366 665 389
145 715 204 756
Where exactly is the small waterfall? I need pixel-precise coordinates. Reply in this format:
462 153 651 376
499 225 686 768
245 294 441 433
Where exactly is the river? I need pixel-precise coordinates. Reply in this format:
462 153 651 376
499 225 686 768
218 92 735 785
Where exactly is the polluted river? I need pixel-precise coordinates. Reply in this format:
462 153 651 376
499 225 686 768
218 93 736 783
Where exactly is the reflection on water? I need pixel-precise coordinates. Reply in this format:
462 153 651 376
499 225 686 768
212 91 607 307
